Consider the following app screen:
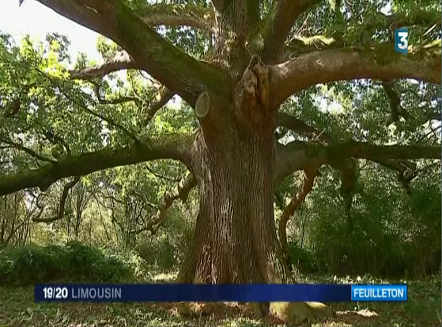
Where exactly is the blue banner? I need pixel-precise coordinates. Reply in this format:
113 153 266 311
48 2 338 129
34 284 407 303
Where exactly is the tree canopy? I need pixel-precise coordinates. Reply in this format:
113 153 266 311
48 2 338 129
0 0 440 289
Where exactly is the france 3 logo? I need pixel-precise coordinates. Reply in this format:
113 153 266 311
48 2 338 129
395 28 408 54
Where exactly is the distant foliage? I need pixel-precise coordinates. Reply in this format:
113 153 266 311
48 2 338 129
287 243 319 274
287 164 441 278
0 241 133 286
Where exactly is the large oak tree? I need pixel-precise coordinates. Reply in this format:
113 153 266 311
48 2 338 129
0 0 440 292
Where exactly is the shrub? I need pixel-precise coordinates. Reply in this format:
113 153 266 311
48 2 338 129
136 208 195 272
0 241 133 286
287 242 320 274
137 237 178 271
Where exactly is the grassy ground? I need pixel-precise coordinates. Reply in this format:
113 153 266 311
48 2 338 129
0 275 440 327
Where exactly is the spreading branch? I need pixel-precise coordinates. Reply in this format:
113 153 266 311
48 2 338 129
0 134 194 196
370 158 417 194
283 10 440 58
270 44 441 107
276 112 328 141
37 0 230 104
51 79 140 143
334 141 441 160
0 136 55 164
378 10 441 30
330 159 359 197
69 51 136 80
275 140 440 182
142 4 215 32
275 114 362 212
330 158 360 226
260 0 320 64
143 86 175 126
382 80 409 125
145 164 181 183
93 82 138 106
275 112 431 196
284 35 339 58
33 176 81 223
2 83 36 118
83 103 140 143
279 167 320 267
43 130 71 156
132 172 197 235
274 141 326 182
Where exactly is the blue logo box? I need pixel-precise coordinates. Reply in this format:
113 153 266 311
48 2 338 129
351 285 407 301
395 28 409 54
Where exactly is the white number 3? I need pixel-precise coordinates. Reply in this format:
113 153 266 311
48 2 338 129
397 32 408 50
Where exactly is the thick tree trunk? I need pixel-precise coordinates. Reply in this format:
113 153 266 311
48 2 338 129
177 95 289 285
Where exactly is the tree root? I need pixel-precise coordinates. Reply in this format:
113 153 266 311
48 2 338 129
175 301 335 324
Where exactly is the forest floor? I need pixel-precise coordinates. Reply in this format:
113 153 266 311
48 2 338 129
0 274 440 327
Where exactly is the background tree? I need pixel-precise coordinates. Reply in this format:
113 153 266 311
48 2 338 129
0 0 440 295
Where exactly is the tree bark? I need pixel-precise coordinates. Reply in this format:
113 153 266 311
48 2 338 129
178 91 289 286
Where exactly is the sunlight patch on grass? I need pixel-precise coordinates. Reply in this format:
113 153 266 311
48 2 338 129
150 271 178 282
312 323 353 327
337 309 378 317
